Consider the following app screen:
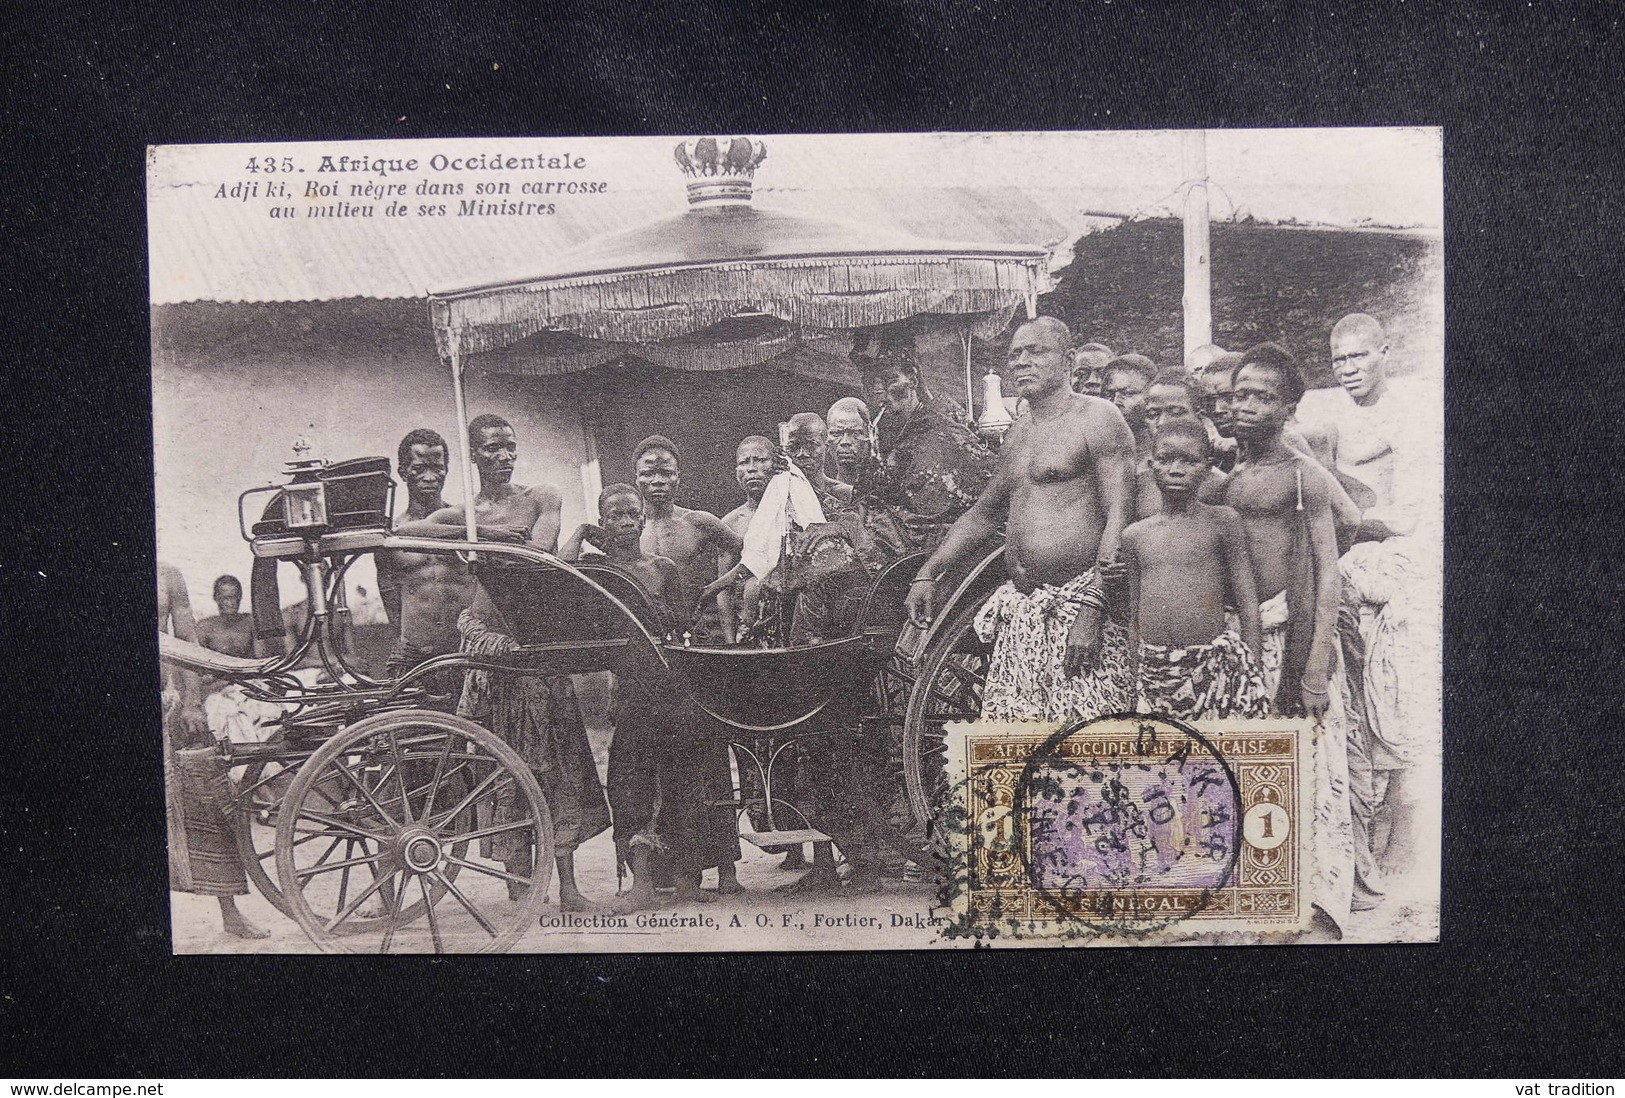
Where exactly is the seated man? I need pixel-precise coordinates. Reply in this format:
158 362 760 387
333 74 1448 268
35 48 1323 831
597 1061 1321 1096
562 485 743 912
719 435 778 641
826 397 875 490
854 350 994 557
698 453 889 893
785 412 853 505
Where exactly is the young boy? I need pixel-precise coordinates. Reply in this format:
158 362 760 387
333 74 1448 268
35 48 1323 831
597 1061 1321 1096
563 484 741 913
1122 419 1270 720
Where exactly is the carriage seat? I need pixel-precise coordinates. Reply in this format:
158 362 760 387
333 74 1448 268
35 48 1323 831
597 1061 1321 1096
158 631 285 678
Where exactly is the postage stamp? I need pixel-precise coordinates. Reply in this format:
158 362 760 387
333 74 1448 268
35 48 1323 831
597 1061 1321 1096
941 715 1313 942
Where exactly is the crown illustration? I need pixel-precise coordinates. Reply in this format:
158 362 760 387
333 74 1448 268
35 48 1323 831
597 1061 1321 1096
673 137 768 207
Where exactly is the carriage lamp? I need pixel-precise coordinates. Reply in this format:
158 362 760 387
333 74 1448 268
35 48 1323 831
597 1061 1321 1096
281 479 329 531
976 365 1014 441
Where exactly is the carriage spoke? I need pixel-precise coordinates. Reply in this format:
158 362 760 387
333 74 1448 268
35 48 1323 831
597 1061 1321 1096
430 870 499 938
376 872 409 954
302 835 347 874
428 766 513 829
442 818 540 846
336 840 354 913
443 854 532 886
322 867 395 932
419 875 445 953
388 729 414 824
331 759 402 828
418 736 457 822
295 850 388 882
290 807 390 842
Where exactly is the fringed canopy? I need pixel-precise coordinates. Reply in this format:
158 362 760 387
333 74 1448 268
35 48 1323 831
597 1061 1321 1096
427 204 1049 372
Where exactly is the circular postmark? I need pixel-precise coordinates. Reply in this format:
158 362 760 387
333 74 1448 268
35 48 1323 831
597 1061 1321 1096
1009 712 1243 938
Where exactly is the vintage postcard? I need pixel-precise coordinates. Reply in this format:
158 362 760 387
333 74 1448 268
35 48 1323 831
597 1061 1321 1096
149 129 1442 952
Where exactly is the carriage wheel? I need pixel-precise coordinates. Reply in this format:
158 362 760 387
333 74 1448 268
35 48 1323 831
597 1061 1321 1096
275 710 553 954
902 597 991 850
236 747 471 934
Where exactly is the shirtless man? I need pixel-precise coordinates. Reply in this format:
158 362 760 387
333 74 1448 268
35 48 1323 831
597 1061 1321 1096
402 416 560 552
632 435 743 642
630 435 743 894
195 574 282 744
412 414 609 913
1100 354 1158 462
1319 313 1438 875
906 317 1138 722
159 562 268 940
196 575 255 660
1216 342 1378 930
826 397 873 487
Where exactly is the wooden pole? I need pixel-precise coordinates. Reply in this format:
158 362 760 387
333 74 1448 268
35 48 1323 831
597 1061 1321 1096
1181 130 1212 364
446 328 480 551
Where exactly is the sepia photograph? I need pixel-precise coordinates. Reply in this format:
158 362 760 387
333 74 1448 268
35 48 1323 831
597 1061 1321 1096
148 128 1443 954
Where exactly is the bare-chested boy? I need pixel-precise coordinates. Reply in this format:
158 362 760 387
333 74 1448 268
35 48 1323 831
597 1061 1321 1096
1135 371 1228 518
1216 342 1380 930
630 435 744 894
562 484 730 912
1123 420 1267 720
411 414 611 913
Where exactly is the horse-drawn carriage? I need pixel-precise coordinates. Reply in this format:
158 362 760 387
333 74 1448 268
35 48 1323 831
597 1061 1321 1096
157 137 1052 951
159 453 1006 953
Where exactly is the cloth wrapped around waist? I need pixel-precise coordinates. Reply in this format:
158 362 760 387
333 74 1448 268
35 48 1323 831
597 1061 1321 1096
973 570 1107 644
1137 628 1270 721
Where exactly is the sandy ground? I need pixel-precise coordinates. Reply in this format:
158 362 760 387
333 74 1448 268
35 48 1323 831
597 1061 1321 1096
173 674 1441 953
171 770 1439 953
171 829 951 954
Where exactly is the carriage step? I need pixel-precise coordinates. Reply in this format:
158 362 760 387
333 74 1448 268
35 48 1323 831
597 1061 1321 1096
740 828 831 848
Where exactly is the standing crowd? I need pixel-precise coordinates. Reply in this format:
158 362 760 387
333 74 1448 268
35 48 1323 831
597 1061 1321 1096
162 308 1436 938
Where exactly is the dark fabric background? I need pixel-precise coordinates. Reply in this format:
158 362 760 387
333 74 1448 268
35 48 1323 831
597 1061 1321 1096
4 0 1622 1079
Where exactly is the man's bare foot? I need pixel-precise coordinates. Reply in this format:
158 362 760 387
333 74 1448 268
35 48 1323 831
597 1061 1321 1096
775 864 842 894
219 899 271 940
558 889 601 913
673 883 719 904
607 886 658 915
716 866 744 895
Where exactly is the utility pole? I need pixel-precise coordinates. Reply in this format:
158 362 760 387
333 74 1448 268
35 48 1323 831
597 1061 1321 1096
1182 129 1212 364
